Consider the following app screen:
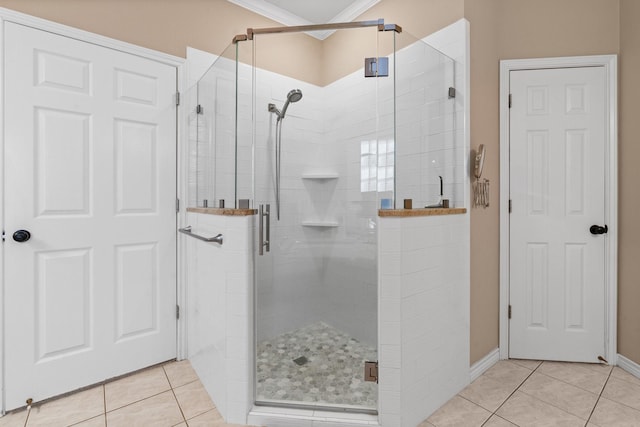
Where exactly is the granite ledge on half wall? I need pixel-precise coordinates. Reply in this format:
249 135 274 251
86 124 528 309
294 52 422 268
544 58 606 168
378 207 467 217
187 207 257 216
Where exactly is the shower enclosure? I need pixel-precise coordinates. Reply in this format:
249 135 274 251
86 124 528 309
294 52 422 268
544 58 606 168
188 19 457 417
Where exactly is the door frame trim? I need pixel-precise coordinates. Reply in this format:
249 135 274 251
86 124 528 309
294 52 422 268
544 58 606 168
499 55 618 363
0 7 187 413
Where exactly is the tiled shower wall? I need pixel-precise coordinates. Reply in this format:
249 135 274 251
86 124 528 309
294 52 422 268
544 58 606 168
195 41 459 348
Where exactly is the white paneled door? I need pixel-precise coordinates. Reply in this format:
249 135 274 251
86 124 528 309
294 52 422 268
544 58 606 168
4 22 177 410
509 67 607 362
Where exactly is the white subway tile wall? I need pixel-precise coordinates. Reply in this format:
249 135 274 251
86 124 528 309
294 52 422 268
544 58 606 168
185 212 254 424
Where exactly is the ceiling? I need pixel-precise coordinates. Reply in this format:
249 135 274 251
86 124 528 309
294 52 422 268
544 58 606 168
226 0 381 39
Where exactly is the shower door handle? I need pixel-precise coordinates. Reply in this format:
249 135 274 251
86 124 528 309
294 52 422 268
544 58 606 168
259 204 271 255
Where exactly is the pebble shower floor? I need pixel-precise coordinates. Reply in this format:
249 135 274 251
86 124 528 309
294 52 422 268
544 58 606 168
256 322 378 409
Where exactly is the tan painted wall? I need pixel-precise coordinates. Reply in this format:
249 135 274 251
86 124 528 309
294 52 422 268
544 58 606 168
463 0 502 365
0 0 325 85
618 0 640 364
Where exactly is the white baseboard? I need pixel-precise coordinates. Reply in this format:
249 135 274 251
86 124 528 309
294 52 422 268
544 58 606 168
469 348 500 382
617 354 640 379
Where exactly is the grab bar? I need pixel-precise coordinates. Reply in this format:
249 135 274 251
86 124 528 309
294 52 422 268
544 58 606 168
178 226 223 245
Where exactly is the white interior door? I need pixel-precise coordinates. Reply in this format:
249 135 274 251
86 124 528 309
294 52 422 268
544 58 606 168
509 66 607 362
4 22 177 410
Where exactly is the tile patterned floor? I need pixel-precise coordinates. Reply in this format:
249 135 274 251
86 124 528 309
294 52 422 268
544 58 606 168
256 322 377 409
0 360 253 427
3 358 640 426
421 359 640 427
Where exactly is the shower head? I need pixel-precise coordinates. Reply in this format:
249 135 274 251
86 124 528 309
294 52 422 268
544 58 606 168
287 89 303 103
280 89 303 119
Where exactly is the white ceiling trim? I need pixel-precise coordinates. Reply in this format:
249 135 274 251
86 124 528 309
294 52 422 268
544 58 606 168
227 0 381 40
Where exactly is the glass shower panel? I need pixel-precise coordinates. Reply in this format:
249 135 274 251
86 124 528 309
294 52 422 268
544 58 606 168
236 40 254 204
190 43 239 208
252 26 380 412
393 31 457 208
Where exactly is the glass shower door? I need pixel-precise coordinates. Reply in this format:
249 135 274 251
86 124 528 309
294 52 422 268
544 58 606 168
252 26 382 412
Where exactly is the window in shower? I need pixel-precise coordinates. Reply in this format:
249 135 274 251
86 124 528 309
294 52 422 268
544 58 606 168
361 139 395 193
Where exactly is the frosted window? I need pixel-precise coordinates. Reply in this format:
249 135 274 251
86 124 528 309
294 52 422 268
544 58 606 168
361 139 394 192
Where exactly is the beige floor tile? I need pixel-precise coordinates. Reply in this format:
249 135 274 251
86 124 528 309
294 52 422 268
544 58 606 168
173 380 216 420
0 409 28 427
580 361 613 374
589 397 640 427
164 361 200 389
458 374 517 412
426 395 491 427
496 391 584 427
185 409 224 426
537 361 610 394
482 360 532 388
105 367 171 411
417 421 436 427
70 415 105 426
106 390 184 427
27 386 104 427
601 376 640 411
519 372 598 420
611 366 640 387
483 415 517 426
509 359 542 370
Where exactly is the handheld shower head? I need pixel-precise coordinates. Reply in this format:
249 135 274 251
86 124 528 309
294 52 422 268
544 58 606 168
268 89 303 121
280 89 303 119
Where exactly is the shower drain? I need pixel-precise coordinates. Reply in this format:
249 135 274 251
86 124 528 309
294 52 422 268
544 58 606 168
293 356 308 366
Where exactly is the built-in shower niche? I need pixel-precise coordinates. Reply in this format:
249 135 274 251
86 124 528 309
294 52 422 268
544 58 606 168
300 172 339 228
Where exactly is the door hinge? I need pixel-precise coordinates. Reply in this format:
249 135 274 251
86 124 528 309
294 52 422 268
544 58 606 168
448 87 456 99
508 93 512 108
509 199 512 213
508 305 512 319
1 230 4 242
175 92 180 106
196 104 203 115
364 361 378 383
176 198 180 213
176 305 180 319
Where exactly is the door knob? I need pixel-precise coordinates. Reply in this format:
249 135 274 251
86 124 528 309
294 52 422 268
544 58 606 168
590 225 608 235
12 229 31 242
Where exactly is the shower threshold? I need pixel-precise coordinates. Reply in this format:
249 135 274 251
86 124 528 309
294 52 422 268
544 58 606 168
255 322 377 413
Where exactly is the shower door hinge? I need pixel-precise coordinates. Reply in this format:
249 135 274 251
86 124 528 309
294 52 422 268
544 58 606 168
509 199 512 213
508 94 512 108
176 198 180 213
364 361 378 383
448 87 456 98
508 305 512 319
196 104 203 114
364 57 389 77
175 92 181 106
176 305 180 319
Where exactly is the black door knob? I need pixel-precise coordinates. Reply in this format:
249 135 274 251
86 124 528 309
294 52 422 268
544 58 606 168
12 230 31 242
590 225 608 235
